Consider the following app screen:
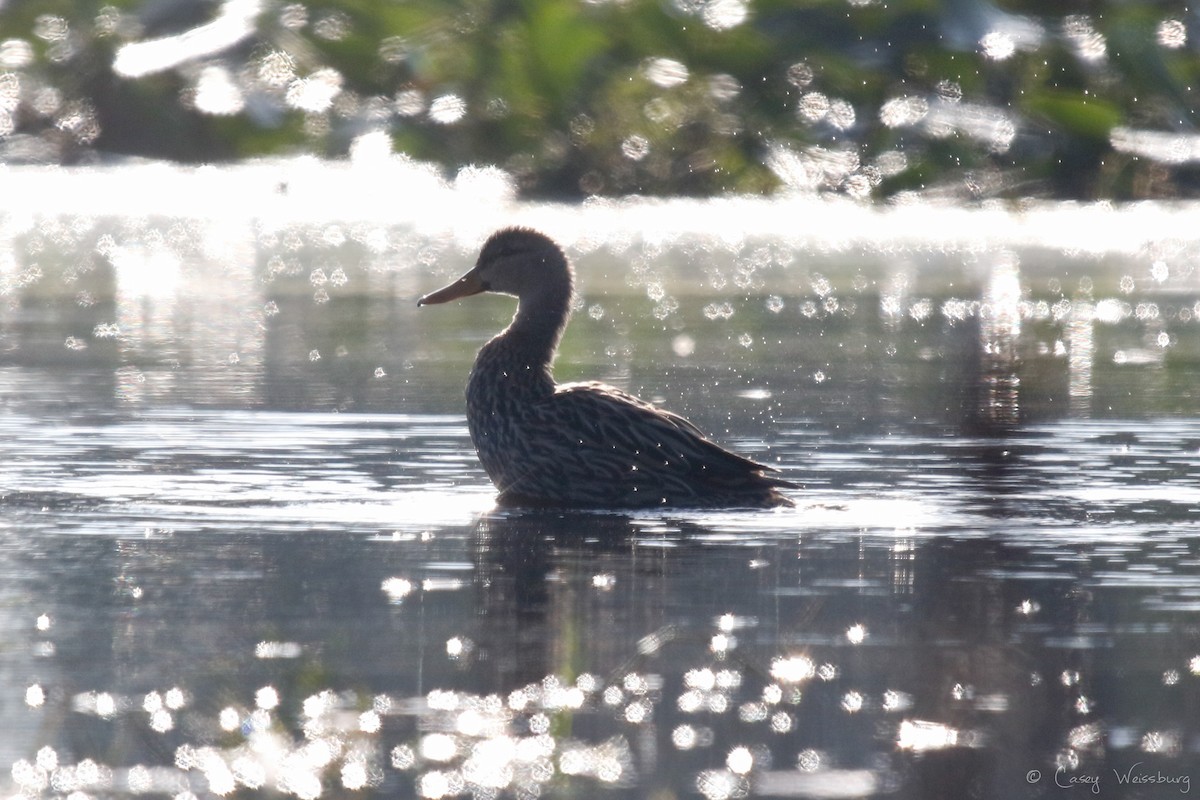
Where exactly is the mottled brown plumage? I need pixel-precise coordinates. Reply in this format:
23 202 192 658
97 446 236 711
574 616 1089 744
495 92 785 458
418 227 794 508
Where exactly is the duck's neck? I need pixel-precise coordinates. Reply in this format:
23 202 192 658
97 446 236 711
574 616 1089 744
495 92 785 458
477 280 572 392
513 279 571 353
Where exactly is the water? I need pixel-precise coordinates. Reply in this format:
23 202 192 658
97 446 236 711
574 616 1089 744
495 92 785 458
2 178 1200 797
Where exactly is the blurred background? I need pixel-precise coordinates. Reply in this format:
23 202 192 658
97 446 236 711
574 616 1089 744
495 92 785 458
5 4 1200 799
3 0 1199 200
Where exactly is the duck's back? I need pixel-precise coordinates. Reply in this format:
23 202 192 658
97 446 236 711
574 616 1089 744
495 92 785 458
470 377 793 509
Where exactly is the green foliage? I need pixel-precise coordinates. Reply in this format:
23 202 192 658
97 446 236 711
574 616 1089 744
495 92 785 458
1 0 1199 199
1025 92 1122 140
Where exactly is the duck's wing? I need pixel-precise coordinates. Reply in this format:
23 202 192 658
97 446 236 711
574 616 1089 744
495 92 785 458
500 380 791 507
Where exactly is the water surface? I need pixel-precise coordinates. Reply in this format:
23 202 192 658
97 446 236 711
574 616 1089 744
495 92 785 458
2 194 1199 798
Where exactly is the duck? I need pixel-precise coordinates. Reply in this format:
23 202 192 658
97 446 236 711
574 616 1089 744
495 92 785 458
417 227 795 509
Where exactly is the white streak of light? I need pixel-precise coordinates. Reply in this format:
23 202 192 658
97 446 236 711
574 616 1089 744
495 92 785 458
114 0 262 78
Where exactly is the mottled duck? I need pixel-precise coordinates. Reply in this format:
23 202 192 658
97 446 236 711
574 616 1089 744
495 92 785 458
418 227 794 509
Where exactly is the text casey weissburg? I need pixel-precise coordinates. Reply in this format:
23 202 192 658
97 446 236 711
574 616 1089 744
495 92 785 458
1055 763 1191 794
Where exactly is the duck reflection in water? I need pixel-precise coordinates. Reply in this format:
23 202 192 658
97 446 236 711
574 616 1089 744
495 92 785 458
468 512 653 692
418 227 795 509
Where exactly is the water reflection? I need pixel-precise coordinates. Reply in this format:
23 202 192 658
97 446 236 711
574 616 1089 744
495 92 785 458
975 252 1022 430
4 211 1200 797
1066 300 1095 418
6 212 1200 430
6 499 1199 798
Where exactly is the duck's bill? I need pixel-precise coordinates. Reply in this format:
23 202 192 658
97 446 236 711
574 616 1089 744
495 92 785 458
417 270 485 306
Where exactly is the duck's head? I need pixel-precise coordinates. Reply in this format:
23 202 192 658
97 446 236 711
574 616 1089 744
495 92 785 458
417 227 571 307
